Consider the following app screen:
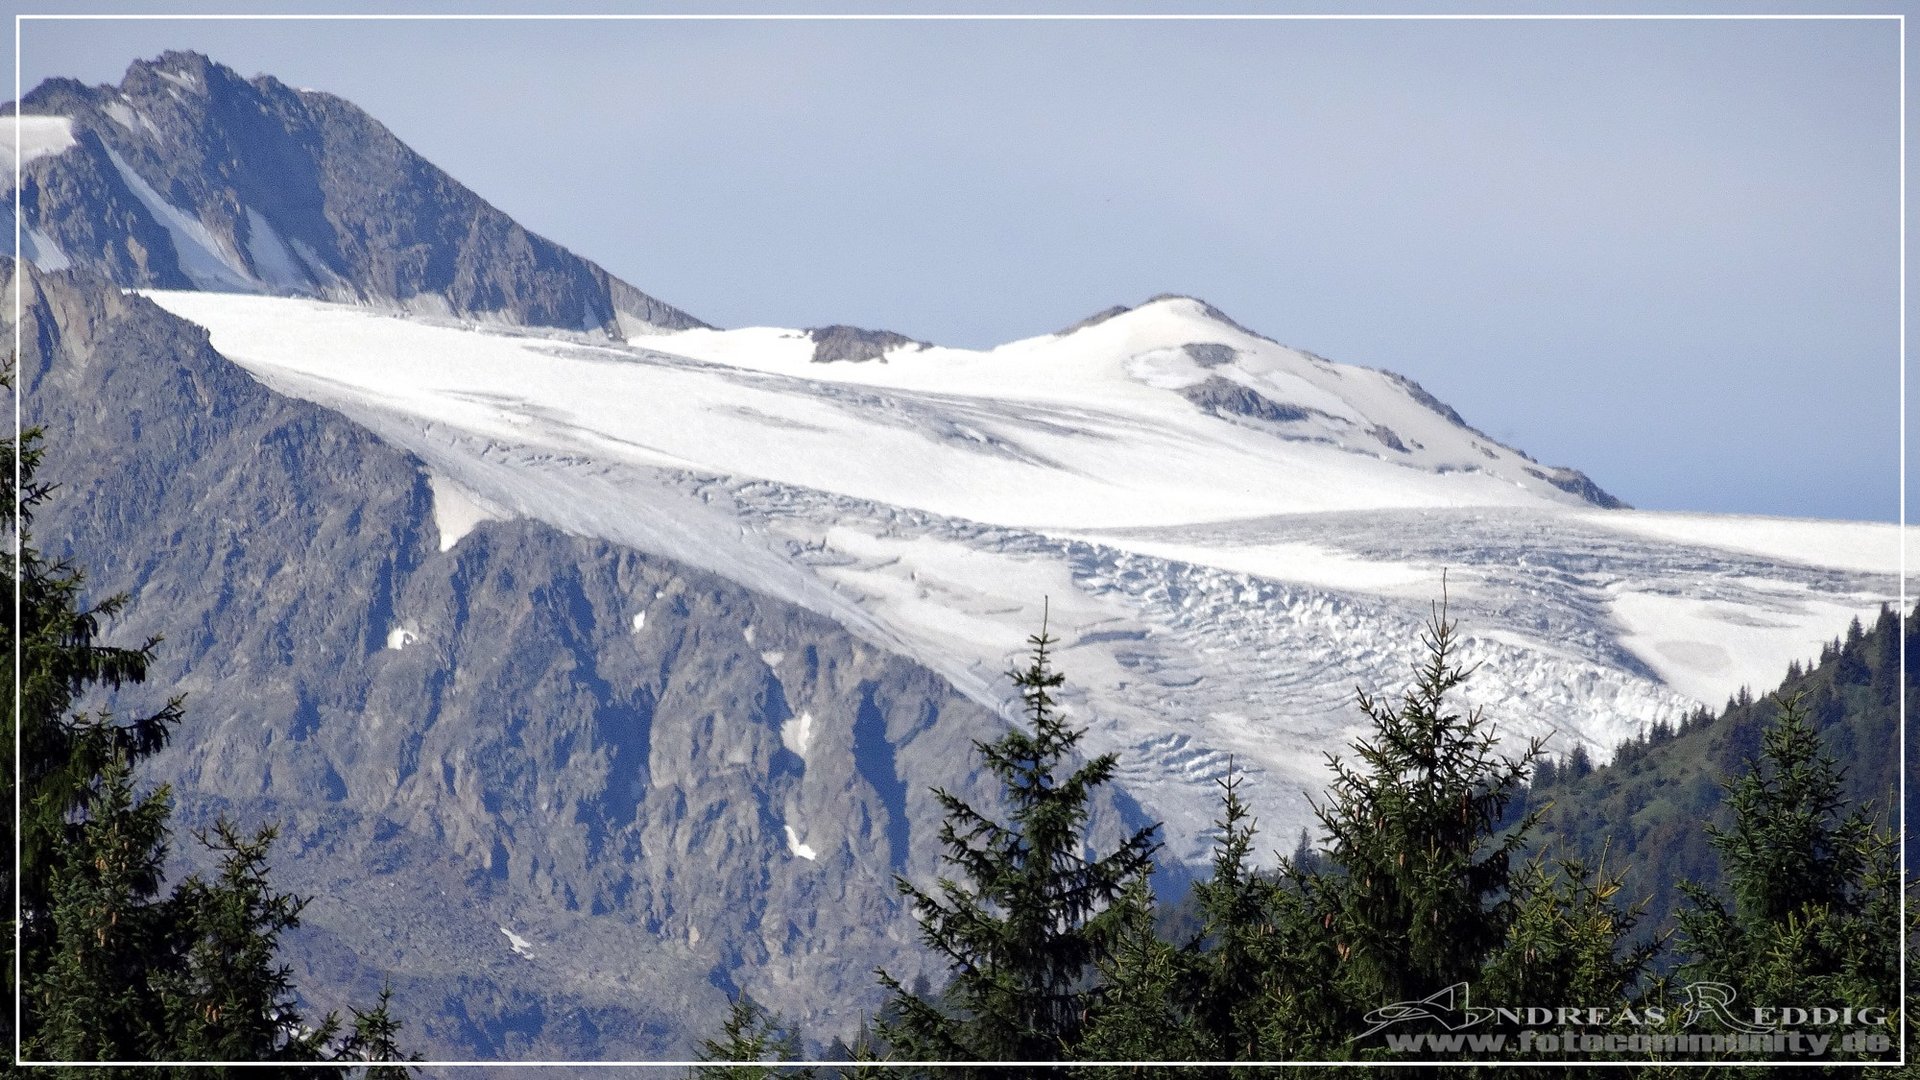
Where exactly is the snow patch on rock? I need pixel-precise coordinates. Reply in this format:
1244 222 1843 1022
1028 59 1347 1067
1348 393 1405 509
102 100 161 139
428 471 509 552
243 207 309 291
780 710 813 760
2 115 77 171
101 143 257 291
22 228 70 272
783 822 818 861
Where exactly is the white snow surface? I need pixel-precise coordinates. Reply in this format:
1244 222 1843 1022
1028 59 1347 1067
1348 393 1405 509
102 145 260 292
2 115 77 171
499 927 535 957
143 290 1911 864
780 710 814 761
102 100 161 139
243 208 310 291
1577 510 1906 575
783 823 818 861
142 293 1604 530
427 470 509 552
21 228 70 272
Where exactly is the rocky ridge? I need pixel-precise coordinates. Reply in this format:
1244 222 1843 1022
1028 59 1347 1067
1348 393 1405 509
14 262 1155 1057
10 51 705 335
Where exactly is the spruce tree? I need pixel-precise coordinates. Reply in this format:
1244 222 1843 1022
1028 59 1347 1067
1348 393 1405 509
1674 692 1898 1062
341 984 419 1079
154 821 340 1067
1187 769 1267 1059
7 392 414 1071
693 993 814 1079
1479 852 1658 1056
1311 599 1543 1035
875 612 1159 1069
7 423 184 1057
1187 766 1342 1065
31 754 174 1061
1076 876 1203 1071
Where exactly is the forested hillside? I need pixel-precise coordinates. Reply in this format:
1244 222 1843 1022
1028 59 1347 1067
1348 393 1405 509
1520 602 1911 939
694 601 1905 1071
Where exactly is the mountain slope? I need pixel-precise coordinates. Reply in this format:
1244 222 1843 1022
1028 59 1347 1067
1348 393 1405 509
1518 602 1911 942
15 50 1912 1061
16 262 1142 1057
138 287 1906 865
10 51 705 334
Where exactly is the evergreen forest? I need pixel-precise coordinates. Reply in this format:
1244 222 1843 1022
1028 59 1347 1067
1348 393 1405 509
702 609 1912 1076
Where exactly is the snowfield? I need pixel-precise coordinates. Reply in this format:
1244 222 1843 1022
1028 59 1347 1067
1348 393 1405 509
143 290 1908 863
4 114 77 171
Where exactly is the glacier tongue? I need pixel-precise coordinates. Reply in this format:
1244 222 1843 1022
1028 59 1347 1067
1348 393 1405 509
140 290 1908 864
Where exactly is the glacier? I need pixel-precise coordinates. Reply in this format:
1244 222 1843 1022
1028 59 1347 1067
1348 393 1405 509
142 288 1907 864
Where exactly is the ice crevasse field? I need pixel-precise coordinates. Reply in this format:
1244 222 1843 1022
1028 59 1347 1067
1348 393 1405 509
144 288 1909 862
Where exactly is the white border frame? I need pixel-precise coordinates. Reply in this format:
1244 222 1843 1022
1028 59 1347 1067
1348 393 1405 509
11 10 1904 1068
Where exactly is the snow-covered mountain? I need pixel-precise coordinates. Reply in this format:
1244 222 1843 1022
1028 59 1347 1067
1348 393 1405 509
13 51 1907 1059
139 286 1905 863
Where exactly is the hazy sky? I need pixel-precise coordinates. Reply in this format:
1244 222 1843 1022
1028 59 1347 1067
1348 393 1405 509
14 10 1906 522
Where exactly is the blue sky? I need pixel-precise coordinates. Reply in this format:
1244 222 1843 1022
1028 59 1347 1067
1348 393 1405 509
15 11 1905 522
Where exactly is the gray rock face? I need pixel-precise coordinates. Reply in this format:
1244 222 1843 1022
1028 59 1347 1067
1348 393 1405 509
1181 342 1236 368
1053 304 1131 336
807 324 926 364
1527 466 1629 510
1179 376 1315 425
15 262 1019 1058
11 52 706 334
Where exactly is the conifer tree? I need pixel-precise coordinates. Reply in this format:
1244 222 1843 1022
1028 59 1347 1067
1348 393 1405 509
693 993 814 1079
1531 755 1559 792
1247 868 1346 1064
1311 599 1543 1031
1675 692 1898 1061
1082 766 1343 1071
6 388 414 1071
31 754 174 1061
1188 766 1344 1066
341 984 419 1079
876 611 1159 1069
7 422 184 1048
154 821 340 1067
1077 876 1203 1071
1187 769 1267 1059
1480 853 1658 1039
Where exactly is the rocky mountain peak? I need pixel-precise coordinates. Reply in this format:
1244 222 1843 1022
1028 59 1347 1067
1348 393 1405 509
10 51 709 336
